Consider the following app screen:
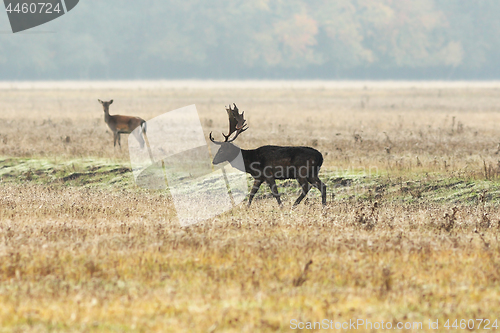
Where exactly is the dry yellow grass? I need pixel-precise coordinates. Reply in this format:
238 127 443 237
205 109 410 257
1 82 500 332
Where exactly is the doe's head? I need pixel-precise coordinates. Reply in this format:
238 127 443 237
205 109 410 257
98 99 113 113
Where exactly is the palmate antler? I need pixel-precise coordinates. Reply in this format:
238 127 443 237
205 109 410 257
209 103 248 144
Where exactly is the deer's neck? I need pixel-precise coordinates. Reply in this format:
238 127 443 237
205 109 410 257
225 148 253 173
240 149 257 174
104 111 112 124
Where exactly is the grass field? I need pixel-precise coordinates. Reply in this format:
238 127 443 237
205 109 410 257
1 82 500 332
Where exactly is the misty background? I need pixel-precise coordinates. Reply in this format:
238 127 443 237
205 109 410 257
0 0 499 80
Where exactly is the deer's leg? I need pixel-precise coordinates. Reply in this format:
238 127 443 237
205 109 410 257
310 176 327 206
248 179 263 207
117 133 122 148
113 132 118 147
266 178 282 206
293 177 311 206
133 130 145 149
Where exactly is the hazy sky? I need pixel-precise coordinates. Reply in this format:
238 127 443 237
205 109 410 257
1 0 499 80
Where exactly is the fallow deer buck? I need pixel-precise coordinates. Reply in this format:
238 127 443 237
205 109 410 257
210 104 327 207
98 99 147 148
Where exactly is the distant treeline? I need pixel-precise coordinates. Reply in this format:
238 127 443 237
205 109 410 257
1 0 499 80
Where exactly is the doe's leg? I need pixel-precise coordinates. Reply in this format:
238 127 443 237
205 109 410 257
134 130 145 149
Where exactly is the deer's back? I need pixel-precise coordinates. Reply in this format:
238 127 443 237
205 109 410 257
107 115 144 133
246 145 323 180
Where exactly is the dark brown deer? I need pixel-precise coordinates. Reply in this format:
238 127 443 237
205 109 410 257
210 104 327 207
98 99 147 148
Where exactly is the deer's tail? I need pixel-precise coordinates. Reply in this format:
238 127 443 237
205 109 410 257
313 153 324 177
317 153 324 169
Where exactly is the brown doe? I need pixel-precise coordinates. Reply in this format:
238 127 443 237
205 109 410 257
98 99 147 148
210 104 327 207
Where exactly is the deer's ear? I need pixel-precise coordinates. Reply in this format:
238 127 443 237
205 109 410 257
109 100 113 104
98 99 102 104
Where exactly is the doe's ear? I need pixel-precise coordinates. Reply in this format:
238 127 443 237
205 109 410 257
109 100 113 104
98 99 102 104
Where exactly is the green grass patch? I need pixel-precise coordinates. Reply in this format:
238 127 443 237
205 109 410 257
2 157 500 206
0 157 134 189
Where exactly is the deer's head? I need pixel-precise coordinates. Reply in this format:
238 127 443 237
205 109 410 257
210 103 247 165
212 142 242 164
98 99 113 113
